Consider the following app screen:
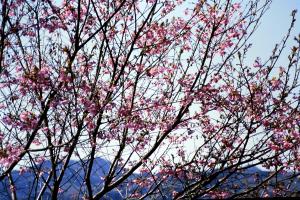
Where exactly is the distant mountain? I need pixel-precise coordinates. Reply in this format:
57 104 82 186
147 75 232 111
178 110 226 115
0 158 122 200
1 159 300 199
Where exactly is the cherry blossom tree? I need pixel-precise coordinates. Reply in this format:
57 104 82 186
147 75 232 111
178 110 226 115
0 0 300 199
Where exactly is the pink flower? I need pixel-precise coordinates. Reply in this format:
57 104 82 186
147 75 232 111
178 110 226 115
2 116 13 125
232 3 241 10
38 67 50 79
283 141 293 149
20 111 31 122
0 145 23 168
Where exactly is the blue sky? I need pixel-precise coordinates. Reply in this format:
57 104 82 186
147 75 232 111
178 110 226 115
248 0 300 62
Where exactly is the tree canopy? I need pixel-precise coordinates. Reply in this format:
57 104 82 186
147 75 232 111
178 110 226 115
0 0 300 199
